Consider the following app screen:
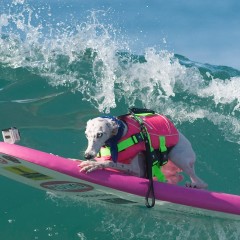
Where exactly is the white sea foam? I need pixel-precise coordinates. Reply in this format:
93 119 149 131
77 232 87 240
0 3 239 144
198 76 240 114
12 0 25 5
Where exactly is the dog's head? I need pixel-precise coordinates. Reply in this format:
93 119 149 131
84 117 119 159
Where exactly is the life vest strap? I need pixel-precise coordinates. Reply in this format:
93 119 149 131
152 161 166 182
97 147 111 157
118 132 144 151
98 132 144 158
159 136 167 152
144 131 167 182
157 136 168 166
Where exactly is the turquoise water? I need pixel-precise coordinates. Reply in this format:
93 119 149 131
0 1 240 239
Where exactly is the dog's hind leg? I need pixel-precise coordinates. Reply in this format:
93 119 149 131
182 161 208 189
169 132 208 189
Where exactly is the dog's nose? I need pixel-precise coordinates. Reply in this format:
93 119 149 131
84 153 93 159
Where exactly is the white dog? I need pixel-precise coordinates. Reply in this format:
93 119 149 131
79 116 207 189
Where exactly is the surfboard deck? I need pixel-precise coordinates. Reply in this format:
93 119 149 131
0 142 239 220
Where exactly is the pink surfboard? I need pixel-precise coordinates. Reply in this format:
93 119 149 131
0 142 239 220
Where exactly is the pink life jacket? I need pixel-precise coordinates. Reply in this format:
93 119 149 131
96 114 179 164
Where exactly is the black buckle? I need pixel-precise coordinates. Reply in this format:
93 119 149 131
151 150 168 166
131 133 144 144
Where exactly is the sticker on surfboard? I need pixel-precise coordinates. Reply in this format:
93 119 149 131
40 181 94 192
1 154 21 163
0 158 8 164
4 165 52 181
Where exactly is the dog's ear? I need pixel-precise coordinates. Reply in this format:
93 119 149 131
111 121 119 135
106 120 118 136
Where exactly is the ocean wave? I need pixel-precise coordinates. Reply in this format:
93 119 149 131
0 1 239 144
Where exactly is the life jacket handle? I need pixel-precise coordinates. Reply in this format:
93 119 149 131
129 107 155 115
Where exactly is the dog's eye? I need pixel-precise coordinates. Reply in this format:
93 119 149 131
97 132 103 138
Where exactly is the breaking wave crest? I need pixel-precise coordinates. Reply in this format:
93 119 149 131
0 1 240 144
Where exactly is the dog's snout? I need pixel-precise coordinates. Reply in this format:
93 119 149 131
84 153 94 160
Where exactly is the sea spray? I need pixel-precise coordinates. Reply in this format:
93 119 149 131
0 1 239 145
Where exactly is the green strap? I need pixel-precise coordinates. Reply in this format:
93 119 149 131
98 132 144 157
159 136 167 152
98 147 111 157
145 130 166 182
118 132 144 151
152 161 166 182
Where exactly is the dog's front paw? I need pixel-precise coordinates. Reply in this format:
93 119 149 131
78 160 104 173
185 182 197 188
185 182 208 189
